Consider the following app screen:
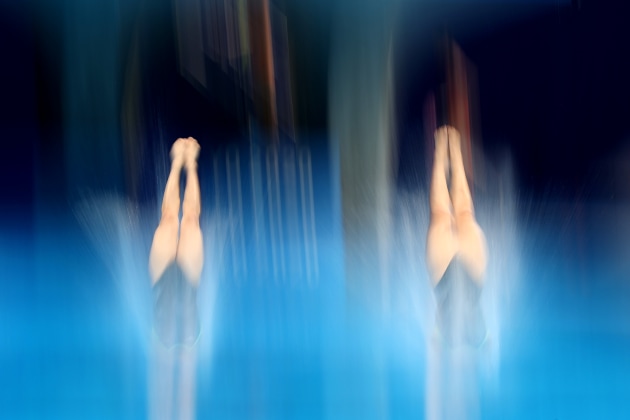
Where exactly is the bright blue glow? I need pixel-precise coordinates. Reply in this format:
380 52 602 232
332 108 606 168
3 150 630 419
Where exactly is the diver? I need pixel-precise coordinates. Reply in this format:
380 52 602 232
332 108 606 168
149 137 204 347
426 126 488 347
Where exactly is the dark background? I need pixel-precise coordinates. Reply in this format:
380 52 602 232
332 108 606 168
3 0 630 225
396 0 630 201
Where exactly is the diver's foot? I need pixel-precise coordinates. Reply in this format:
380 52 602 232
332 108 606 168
170 138 189 167
184 137 200 170
434 125 450 173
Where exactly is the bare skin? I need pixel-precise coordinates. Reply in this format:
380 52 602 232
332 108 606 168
146 137 203 420
426 126 487 286
149 137 204 286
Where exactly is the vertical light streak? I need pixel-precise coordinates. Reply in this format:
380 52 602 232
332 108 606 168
266 148 279 280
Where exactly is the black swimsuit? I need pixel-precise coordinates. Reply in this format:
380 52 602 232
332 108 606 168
152 264 200 348
434 258 487 347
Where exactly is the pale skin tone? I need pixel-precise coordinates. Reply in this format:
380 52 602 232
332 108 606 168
426 126 487 286
149 137 204 287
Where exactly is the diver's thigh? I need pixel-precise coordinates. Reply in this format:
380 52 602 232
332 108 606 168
426 214 458 286
149 215 179 283
454 214 487 283
176 216 204 285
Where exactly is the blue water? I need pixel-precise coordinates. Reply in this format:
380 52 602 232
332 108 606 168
3 193 630 419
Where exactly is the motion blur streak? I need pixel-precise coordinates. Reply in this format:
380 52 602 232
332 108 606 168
77 159 227 420
172 0 296 142
327 3 397 418
329 2 397 313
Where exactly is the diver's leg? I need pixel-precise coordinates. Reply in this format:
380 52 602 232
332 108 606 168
176 138 204 285
448 127 487 283
426 126 458 286
447 126 474 217
149 139 187 283
175 138 203 346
